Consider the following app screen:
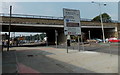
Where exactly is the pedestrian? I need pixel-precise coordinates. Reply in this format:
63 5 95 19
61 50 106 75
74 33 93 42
10 41 12 48
2 41 4 51
105 38 109 42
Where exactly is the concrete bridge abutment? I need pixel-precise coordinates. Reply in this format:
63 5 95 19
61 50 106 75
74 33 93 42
57 29 67 45
46 29 66 45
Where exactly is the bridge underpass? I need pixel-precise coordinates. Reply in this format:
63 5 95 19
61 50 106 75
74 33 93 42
81 28 115 40
2 23 116 45
2 24 66 45
1 14 119 45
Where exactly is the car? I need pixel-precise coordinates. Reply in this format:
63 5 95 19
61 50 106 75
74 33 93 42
87 39 97 43
71 39 76 42
108 37 120 43
94 38 103 43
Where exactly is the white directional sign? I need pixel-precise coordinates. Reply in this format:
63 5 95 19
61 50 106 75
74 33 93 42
63 8 81 35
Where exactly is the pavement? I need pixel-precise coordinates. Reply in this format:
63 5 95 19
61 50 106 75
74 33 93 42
2 50 18 74
2 44 118 74
0 51 2 75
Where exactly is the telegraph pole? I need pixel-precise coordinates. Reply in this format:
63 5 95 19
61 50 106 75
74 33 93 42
7 6 12 51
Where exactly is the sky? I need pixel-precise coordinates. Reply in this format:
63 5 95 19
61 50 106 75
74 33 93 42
1 2 118 20
0 1 119 36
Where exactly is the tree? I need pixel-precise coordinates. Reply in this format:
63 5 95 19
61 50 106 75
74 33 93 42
92 13 112 23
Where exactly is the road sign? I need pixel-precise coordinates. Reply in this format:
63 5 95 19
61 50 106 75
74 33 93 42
63 8 81 35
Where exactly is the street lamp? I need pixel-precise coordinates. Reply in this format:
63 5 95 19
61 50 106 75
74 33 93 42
7 6 12 51
92 1 106 43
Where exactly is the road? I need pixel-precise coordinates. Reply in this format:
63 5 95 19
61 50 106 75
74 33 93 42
2 43 118 74
53 42 119 55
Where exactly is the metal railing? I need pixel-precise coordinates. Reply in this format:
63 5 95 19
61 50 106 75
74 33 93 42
0 13 119 23
0 13 92 21
0 13 63 20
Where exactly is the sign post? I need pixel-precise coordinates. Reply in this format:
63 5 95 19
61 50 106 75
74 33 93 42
63 8 81 53
67 35 70 53
78 36 80 51
81 33 85 51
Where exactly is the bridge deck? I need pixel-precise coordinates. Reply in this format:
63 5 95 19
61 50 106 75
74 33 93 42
0 16 117 29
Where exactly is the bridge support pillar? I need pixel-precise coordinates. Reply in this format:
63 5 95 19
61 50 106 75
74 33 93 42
46 29 66 45
46 30 55 45
57 30 67 45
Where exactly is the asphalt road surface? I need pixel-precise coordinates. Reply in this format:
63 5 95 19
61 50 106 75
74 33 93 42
53 43 119 55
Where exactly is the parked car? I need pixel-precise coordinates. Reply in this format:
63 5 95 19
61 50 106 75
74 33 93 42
87 38 102 43
87 39 97 43
94 38 103 43
71 39 76 42
108 37 120 42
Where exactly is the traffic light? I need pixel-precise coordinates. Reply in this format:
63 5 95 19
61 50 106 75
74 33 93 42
67 39 70 46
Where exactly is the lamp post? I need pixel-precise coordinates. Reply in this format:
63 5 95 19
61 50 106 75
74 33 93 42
92 1 106 43
7 6 12 51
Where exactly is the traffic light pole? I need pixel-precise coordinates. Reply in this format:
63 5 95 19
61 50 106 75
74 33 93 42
7 6 12 51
